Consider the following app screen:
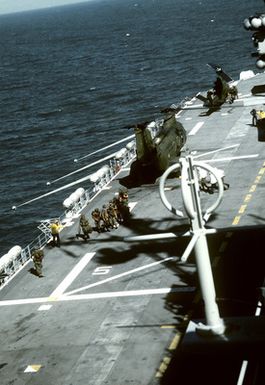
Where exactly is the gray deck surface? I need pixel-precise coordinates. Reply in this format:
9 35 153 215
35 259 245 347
1 72 265 384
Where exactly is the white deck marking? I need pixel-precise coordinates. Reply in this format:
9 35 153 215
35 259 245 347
255 300 262 317
49 252 95 298
38 304 53 311
237 301 263 385
183 103 204 110
92 266 112 275
61 287 196 301
0 286 195 307
194 144 239 159
188 121 204 136
129 201 137 211
24 365 42 373
64 257 174 296
237 361 248 385
0 297 50 306
205 154 259 163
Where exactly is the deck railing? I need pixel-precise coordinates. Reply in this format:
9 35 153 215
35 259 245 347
0 142 136 288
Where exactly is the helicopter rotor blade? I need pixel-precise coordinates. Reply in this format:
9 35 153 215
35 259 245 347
47 151 119 186
12 173 93 210
74 134 134 162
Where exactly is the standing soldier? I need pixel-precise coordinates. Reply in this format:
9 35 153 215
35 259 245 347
107 201 118 229
31 248 44 277
119 188 129 205
118 188 130 221
50 220 62 247
228 85 238 104
78 214 92 241
113 194 123 223
101 204 112 231
250 109 257 126
91 208 102 233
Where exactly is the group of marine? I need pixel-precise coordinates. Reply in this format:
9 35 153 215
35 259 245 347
78 188 130 240
31 188 130 277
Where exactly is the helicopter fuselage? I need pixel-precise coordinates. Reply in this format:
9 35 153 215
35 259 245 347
128 114 186 184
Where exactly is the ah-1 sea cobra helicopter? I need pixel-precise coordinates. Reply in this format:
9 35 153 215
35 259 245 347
195 63 238 115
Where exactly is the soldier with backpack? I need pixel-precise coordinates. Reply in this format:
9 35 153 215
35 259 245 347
31 248 44 277
78 214 92 241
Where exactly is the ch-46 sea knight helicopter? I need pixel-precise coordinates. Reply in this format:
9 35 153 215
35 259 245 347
121 111 187 186
11 109 187 212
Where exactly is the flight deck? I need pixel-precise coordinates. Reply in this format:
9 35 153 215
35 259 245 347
1 71 265 384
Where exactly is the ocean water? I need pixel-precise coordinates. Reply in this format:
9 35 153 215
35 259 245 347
0 0 260 254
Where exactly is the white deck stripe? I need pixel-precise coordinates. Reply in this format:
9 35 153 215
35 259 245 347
194 144 239 159
237 361 248 385
49 252 95 298
0 286 195 307
183 103 204 110
61 287 195 301
38 304 52 311
255 300 262 316
237 300 263 385
204 154 259 163
129 201 137 211
0 297 49 306
188 121 204 136
64 257 174 296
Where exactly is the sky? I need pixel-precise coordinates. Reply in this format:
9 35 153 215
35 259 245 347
0 0 93 15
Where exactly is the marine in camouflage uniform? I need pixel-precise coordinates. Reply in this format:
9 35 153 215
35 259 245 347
118 188 130 222
79 214 92 241
107 201 118 229
91 208 102 232
31 248 44 277
101 204 112 231
112 195 123 223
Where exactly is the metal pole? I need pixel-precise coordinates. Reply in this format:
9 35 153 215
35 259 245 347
185 156 225 335
193 232 225 334
159 155 225 334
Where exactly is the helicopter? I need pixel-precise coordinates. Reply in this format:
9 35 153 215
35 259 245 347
195 63 238 115
121 112 187 186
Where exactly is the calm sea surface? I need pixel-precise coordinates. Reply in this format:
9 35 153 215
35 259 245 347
0 0 259 254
